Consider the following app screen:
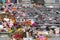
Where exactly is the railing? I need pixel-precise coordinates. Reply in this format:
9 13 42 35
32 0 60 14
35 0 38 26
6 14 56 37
0 32 11 34
38 24 60 26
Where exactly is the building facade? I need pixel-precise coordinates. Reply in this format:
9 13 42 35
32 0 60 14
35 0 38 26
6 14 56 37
0 0 22 3
44 0 60 8
0 0 45 5
32 0 45 5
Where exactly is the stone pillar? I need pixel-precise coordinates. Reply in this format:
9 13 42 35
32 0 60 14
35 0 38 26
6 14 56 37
17 0 22 4
17 0 19 4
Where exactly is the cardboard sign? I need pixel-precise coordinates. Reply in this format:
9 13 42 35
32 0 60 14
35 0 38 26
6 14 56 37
22 0 30 1
23 38 33 40
0 34 10 40
23 38 28 40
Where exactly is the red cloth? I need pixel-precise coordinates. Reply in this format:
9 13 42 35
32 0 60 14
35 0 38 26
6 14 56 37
6 23 9 28
19 34 23 38
6 0 11 3
14 34 23 38
14 34 19 38
32 22 37 26
13 23 17 27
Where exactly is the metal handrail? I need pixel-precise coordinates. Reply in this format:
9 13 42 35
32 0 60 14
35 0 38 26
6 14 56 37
0 32 11 34
38 24 60 25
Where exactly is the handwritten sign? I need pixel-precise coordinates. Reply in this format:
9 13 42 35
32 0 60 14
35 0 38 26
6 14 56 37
23 38 33 40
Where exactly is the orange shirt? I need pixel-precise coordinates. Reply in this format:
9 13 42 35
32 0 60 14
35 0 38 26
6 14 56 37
45 37 48 40
26 20 32 25
36 38 40 40
11 18 15 23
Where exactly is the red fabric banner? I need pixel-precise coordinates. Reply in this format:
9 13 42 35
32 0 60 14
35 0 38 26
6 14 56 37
6 0 11 3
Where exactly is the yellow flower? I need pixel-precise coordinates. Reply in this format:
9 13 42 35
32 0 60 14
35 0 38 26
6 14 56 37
17 28 22 32
8 30 13 33
8 28 13 33
8 28 11 31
